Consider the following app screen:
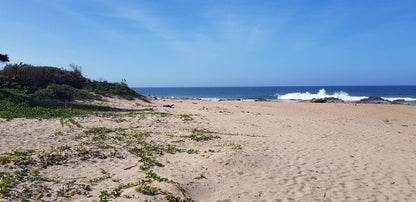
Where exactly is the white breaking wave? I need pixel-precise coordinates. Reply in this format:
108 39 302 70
275 89 416 102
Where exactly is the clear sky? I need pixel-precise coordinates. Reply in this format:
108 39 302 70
1 0 415 87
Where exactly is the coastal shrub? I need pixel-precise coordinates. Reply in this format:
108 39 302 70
0 87 33 104
0 64 148 101
0 63 88 88
84 81 148 101
0 63 149 119
34 84 99 101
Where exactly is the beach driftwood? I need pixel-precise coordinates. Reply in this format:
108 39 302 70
163 104 175 108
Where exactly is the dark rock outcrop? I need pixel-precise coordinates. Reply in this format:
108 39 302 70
358 96 389 104
310 97 343 103
391 99 416 105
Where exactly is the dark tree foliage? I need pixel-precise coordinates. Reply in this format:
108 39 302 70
0 63 148 102
0 54 9 63
0 63 88 88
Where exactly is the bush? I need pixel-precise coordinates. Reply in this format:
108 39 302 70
0 63 148 102
1 63 88 88
34 84 99 101
85 81 147 101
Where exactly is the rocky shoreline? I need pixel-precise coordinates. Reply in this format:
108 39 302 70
152 96 416 105
309 96 416 105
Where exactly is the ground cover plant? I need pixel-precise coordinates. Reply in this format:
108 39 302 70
0 105 247 201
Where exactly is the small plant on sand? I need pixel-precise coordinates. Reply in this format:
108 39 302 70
164 145 183 154
178 114 193 122
53 131 66 136
136 184 159 196
39 152 67 167
145 170 168 182
110 186 123 197
129 147 146 157
113 118 126 123
99 190 109 202
230 144 242 150
0 150 35 165
0 173 17 197
86 171 111 185
186 149 199 154
165 194 185 202
92 134 109 141
57 145 71 151
75 147 101 160
60 118 83 129
139 156 163 171
85 127 114 135
180 132 219 141
129 131 150 140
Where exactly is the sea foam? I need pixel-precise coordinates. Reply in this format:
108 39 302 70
275 89 416 102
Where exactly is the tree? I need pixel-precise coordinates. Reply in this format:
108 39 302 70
0 54 9 63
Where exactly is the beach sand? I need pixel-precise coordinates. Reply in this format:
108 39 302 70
1 98 415 201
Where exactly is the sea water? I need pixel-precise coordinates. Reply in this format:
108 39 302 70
133 86 416 102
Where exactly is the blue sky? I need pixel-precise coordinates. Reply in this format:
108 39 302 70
1 0 415 87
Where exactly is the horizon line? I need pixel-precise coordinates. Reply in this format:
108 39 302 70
132 84 416 88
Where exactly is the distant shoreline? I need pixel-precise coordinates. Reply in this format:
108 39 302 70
149 96 416 105
134 86 416 104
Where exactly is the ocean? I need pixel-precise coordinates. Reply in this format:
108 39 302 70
133 86 416 102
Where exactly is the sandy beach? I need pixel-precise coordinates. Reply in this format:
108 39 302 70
1 98 415 201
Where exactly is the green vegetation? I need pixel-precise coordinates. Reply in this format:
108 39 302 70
0 62 149 119
230 144 242 150
0 54 9 63
85 127 115 135
34 84 99 101
0 100 103 120
0 150 35 165
179 132 219 141
85 81 147 101
0 123 205 201
99 190 109 202
165 194 188 202
186 149 199 154
178 114 193 122
136 184 159 196
60 118 83 129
